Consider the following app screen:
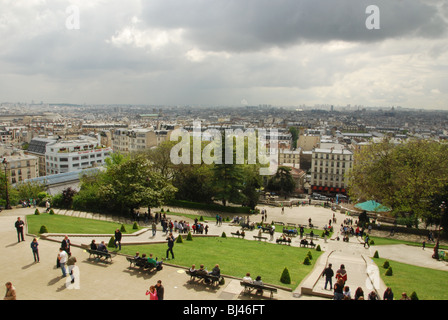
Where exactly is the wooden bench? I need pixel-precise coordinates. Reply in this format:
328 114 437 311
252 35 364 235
276 238 291 245
287 223 297 227
186 270 222 286
305 233 321 241
282 229 298 237
126 257 159 272
272 221 285 226
86 249 113 262
253 236 268 242
300 240 316 248
240 281 278 299
260 226 272 233
231 232 245 238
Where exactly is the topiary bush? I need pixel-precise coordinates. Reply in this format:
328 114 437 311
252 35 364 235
307 251 313 260
133 222 139 230
199 216 204 222
166 209 170 213
186 231 193 241
120 224 127 232
370 240 375 245
108 236 115 248
280 267 291 284
410 291 419 300
316 245 321 251
161 208 164 213
382 260 390 269
39 225 48 234
221 232 227 238
34 209 40 215
373 250 379 258
176 235 183 243
49 209 55 215
385 266 393 276
303 256 311 265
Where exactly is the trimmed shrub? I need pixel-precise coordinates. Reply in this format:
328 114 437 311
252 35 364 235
108 236 115 248
373 250 379 259
316 245 322 251
410 291 419 300
303 256 311 265
199 216 204 222
385 267 393 276
186 232 193 241
280 267 291 284
370 240 375 245
221 232 227 238
382 260 390 269
307 251 313 260
161 208 164 213
39 225 48 234
120 224 127 232
49 209 55 215
176 235 183 243
133 222 139 230
34 209 40 215
166 209 170 213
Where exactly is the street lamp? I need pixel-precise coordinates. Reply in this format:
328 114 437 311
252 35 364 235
433 201 446 260
2 158 12 210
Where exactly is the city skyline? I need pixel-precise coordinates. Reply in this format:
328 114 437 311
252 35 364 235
1 0 448 109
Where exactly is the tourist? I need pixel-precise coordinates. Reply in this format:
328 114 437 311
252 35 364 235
45 200 51 213
147 253 163 270
343 286 351 299
15 217 25 243
97 241 108 253
67 252 77 284
354 287 364 300
189 264 197 275
243 273 253 283
166 233 175 260
152 222 157 237
400 292 411 300
58 247 68 278
335 264 347 285
61 235 71 255
4 282 16 300
333 278 344 300
146 285 158 300
90 240 97 250
383 287 394 300
321 263 334 290
253 276 263 294
197 264 208 276
209 264 221 277
114 228 122 250
155 280 164 300
31 238 39 263
368 290 379 300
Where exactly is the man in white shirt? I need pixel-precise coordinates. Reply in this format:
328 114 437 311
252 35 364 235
242 273 253 283
58 247 68 277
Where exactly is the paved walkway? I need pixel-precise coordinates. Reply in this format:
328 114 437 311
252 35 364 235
2 204 447 300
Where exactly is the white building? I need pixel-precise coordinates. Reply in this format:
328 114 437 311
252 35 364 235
45 137 112 175
310 147 353 194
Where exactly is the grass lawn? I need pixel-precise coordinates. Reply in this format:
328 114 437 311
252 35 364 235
373 257 448 300
26 213 138 235
120 237 322 290
369 236 448 250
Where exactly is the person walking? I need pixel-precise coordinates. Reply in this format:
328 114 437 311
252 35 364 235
151 222 157 237
67 253 77 284
335 264 348 285
61 235 71 255
322 263 334 290
58 247 68 278
4 282 16 300
15 217 25 243
31 238 40 263
155 280 164 300
114 229 122 251
166 233 175 260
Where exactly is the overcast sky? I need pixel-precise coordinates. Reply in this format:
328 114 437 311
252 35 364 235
1 0 448 109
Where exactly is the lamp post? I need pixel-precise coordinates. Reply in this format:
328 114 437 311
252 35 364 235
433 201 446 260
2 158 12 210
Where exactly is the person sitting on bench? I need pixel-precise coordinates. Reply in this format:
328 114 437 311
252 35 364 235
147 253 163 269
209 264 221 277
310 240 315 247
301 239 309 246
90 240 97 250
197 264 208 276
253 276 263 294
97 241 108 253
242 272 253 283
189 264 197 275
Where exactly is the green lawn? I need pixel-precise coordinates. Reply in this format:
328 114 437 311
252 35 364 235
369 236 448 250
373 257 448 300
26 213 137 235
120 237 321 290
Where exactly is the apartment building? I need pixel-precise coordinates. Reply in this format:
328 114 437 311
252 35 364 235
2 151 39 184
112 128 171 154
310 147 353 194
45 138 112 175
278 149 301 168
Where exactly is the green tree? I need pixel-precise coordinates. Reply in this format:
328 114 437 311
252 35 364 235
266 166 295 198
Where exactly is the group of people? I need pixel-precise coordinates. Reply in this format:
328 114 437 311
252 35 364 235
57 235 77 284
20 199 37 208
189 264 221 282
242 272 264 294
133 252 163 270
322 263 409 300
